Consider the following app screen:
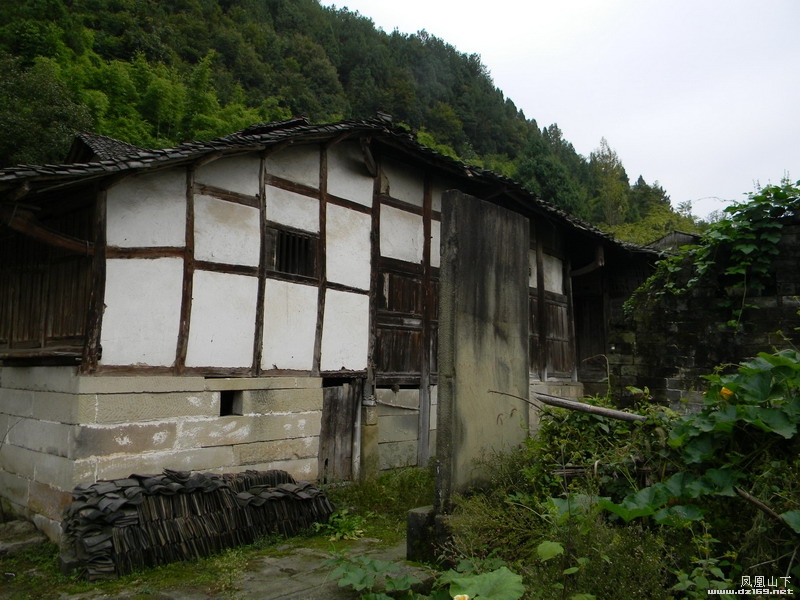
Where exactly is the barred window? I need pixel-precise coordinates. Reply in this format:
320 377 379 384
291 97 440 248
266 227 319 279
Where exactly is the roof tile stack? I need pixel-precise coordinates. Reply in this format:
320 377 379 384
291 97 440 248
60 469 334 580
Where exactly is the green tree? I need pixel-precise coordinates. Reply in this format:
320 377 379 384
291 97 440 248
0 54 91 166
515 129 590 219
590 138 630 226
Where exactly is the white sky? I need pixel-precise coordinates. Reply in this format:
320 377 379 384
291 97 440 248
320 0 800 219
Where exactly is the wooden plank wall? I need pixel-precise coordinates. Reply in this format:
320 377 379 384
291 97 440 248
0 202 93 356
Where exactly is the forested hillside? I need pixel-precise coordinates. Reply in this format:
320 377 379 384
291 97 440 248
0 0 699 240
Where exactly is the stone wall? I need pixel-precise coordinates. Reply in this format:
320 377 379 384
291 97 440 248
0 367 323 541
375 387 437 471
610 223 800 408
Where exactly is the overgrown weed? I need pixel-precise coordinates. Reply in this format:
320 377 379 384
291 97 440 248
325 465 436 543
440 351 800 596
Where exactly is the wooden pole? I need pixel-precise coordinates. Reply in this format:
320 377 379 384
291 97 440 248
489 390 647 423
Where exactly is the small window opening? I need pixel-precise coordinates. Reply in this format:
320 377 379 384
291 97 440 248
219 390 243 416
275 229 317 277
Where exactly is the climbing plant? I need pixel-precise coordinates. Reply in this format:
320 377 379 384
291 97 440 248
625 179 800 330
599 349 800 591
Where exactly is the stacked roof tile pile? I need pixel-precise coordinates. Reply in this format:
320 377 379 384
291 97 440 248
60 469 334 580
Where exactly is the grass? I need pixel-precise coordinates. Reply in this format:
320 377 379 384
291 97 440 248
0 466 435 599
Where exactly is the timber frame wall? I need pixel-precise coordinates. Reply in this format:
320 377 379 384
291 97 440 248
0 120 658 539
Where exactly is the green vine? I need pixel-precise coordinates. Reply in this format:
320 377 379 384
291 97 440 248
599 349 800 588
625 179 800 329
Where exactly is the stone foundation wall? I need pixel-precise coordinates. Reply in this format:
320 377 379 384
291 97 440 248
0 367 323 541
375 386 437 470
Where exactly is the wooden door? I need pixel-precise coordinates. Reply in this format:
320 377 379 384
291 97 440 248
318 379 361 483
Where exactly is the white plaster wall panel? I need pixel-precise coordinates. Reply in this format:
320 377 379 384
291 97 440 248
326 204 371 290
106 170 186 247
430 219 441 268
194 194 260 266
265 185 319 233
543 253 564 293
185 270 258 368
100 258 183 366
195 154 261 197
320 290 369 371
529 249 537 287
326 141 374 207
430 178 459 213
381 160 424 207
380 204 424 263
261 279 317 371
265 145 320 189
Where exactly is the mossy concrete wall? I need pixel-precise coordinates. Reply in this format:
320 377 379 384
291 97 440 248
436 191 530 510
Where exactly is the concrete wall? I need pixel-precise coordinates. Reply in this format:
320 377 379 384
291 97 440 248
0 366 322 541
437 191 530 506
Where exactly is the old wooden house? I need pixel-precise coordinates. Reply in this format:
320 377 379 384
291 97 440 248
0 116 655 538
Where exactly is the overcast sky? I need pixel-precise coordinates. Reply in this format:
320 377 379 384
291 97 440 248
320 0 799 219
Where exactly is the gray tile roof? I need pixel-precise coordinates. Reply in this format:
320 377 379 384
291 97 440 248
0 115 654 255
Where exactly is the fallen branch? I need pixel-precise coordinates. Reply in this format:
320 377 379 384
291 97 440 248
489 389 647 423
734 486 798 537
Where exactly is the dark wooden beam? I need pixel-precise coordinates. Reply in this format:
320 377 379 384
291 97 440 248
312 145 327 376
175 168 195 374
1 205 94 255
79 190 106 373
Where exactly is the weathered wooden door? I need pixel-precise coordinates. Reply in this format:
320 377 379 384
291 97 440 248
318 379 362 483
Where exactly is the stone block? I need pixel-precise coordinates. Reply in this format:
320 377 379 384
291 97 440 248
32 514 62 543
0 470 29 508
0 366 78 393
0 388 34 418
234 436 319 465
33 452 76 491
31 392 96 425
0 443 37 479
531 382 584 400
71 458 98 487
363 404 378 426
379 440 417 470
203 377 321 392
93 391 217 424
407 506 436 563
95 446 236 480
620 366 640 377
28 480 72 521
228 457 319 481
76 375 205 394
243 388 323 414
7 417 71 457
378 413 419 444
71 422 178 459
376 388 420 410
176 412 321 448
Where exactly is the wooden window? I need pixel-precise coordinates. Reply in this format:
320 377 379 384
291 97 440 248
266 226 319 280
